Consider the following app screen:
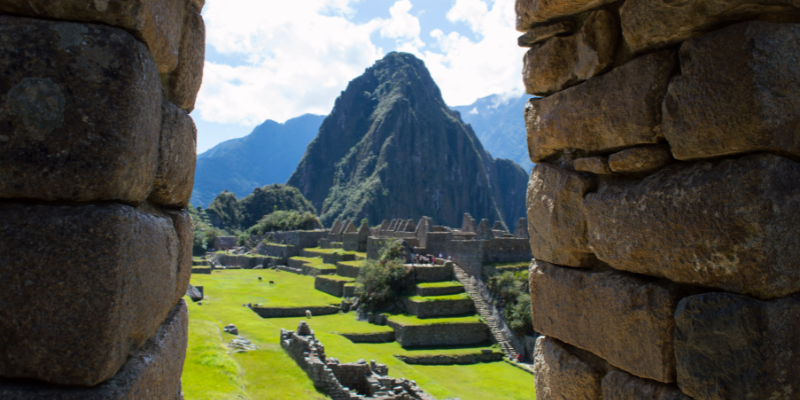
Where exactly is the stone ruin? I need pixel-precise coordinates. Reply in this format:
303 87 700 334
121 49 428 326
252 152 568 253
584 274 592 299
281 322 434 400
0 0 204 397
517 0 800 398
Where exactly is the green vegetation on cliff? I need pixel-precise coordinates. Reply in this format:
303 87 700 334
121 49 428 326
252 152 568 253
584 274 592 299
206 184 318 230
288 52 528 228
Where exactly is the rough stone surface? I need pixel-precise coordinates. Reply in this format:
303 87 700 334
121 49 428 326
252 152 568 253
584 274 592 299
525 50 676 162
388 320 490 347
192 0 205 12
0 17 161 203
150 102 197 208
574 157 612 174
584 153 800 299
603 370 692 400
168 7 205 112
518 21 575 47
0 0 185 73
516 0 617 31
166 210 194 307
0 300 188 399
620 0 800 53
0 202 179 386
533 336 605 400
186 285 203 302
663 21 800 161
608 145 671 174
522 10 619 96
526 163 595 267
530 260 691 382
675 293 800 400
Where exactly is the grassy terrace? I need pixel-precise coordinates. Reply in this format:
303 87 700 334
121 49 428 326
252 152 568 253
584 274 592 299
214 251 281 259
417 281 463 289
289 256 337 270
183 269 534 400
302 246 367 259
318 275 356 282
386 313 483 326
406 293 471 302
337 260 364 267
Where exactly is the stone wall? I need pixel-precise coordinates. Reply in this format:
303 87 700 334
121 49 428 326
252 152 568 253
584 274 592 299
253 243 299 261
0 1 204 395
412 263 454 282
315 276 354 297
336 262 362 278
387 320 490 347
267 230 329 249
339 331 396 343
213 254 280 269
517 2 800 398
403 298 475 318
416 284 465 297
395 351 504 365
251 306 341 318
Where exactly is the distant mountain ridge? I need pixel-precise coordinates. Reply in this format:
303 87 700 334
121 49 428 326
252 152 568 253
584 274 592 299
453 94 535 172
287 52 529 228
191 114 325 207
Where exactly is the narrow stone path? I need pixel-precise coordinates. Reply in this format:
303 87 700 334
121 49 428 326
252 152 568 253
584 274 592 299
453 265 518 359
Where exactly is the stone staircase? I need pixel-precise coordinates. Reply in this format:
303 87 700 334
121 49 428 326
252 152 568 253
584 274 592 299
453 265 518 359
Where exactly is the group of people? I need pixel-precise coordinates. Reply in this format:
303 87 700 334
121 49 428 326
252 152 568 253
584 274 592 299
410 253 451 265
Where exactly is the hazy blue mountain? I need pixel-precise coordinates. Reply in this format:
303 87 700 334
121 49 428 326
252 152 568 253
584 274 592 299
452 94 535 172
191 114 325 207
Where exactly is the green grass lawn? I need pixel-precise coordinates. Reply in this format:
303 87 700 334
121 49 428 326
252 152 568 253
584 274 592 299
318 275 356 282
288 256 337 270
406 293 471 302
417 281 463 289
337 260 364 267
183 269 534 400
302 247 368 259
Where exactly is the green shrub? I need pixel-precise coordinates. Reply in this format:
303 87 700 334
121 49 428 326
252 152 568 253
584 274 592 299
355 240 411 311
246 210 321 234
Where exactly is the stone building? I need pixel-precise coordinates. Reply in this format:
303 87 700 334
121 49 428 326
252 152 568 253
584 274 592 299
0 0 204 397
517 1 800 398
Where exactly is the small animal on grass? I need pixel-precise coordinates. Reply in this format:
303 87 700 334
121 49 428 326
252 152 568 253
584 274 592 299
269 280 275 285
306 310 312 318
258 277 262 282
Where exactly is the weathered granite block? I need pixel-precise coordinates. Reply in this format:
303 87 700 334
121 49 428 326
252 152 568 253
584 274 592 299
584 153 800 300
0 202 179 386
608 145 671 174
523 10 619 96
0 17 161 203
518 21 576 47
574 157 612 174
149 102 197 208
0 300 188 399
525 50 676 162
675 293 800 400
167 6 205 112
0 0 186 73
530 260 692 382
526 163 595 267
620 0 800 53
663 21 800 161
603 370 691 400
166 210 194 307
516 0 617 31
533 336 606 400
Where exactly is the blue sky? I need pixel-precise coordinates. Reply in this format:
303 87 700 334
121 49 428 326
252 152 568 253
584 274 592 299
193 0 526 153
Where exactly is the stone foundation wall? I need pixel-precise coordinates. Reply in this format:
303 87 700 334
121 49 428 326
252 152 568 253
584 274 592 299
253 243 298 260
387 320 490 347
267 230 329 249
403 298 475 318
517 1 800 397
213 254 280 269
416 284 465 296
252 306 340 318
0 1 203 394
339 332 396 343
315 276 354 297
336 262 362 278
395 351 504 365
412 263 454 282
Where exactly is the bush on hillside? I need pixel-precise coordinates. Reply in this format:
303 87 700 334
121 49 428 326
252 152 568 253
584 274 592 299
355 240 412 311
487 270 533 335
246 210 322 235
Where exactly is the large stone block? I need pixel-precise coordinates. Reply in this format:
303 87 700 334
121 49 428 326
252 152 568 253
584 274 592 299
525 50 676 162
0 0 186 74
149 102 197 208
530 260 692 382
526 163 595 267
516 0 616 31
0 17 161 203
523 10 619 96
0 202 180 386
0 300 188 399
608 145 671 174
584 153 800 299
518 21 576 47
533 336 606 400
168 7 205 112
166 210 194 307
663 21 800 161
675 293 800 400
603 370 692 400
620 0 800 53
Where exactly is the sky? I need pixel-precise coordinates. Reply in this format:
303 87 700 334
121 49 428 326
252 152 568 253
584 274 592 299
193 0 527 153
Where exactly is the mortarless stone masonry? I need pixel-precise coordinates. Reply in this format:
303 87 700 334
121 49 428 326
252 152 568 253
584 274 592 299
0 0 204 395
517 0 800 397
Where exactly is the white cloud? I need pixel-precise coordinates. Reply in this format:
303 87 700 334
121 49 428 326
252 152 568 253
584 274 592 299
195 0 524 128
416 0 526 107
